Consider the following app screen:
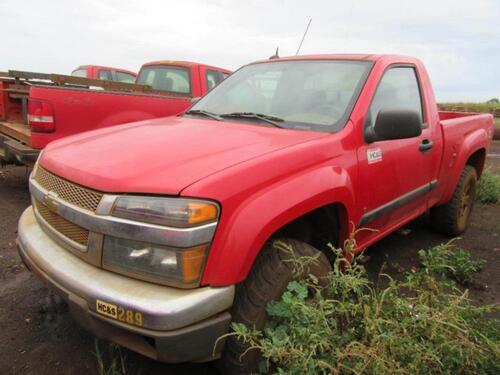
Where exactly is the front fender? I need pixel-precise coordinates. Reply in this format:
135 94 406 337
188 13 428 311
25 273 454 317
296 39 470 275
201 166 355 286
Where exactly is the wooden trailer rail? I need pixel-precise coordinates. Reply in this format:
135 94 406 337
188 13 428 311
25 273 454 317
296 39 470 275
5 70 153 93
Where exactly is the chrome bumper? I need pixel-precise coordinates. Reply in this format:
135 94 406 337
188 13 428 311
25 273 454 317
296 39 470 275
17 206 234 332
18 206 234 362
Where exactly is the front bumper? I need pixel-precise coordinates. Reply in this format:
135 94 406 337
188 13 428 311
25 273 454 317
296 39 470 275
17 207 235 363
0 134 39 166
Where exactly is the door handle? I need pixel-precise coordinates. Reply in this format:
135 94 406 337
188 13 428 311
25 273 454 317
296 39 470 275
419 139 433 153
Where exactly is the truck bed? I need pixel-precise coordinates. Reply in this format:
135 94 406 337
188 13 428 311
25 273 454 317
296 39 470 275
0 120 31 145
0 120 37 164
1 70 192 163
28 85 191 149
434 110 494 206
438 110 486 121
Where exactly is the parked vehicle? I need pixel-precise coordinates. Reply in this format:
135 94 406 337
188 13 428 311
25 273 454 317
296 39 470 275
71 65 137 83
0 61 230 165
17 54 494 374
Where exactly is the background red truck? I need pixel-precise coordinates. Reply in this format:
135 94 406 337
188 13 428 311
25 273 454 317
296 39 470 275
0 61 230 165
17 54 494 374
71 64 137 83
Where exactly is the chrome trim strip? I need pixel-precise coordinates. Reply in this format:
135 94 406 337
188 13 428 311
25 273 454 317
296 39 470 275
96 194 119 215
358 179 438 226
29 178 217 248
18 207 235 331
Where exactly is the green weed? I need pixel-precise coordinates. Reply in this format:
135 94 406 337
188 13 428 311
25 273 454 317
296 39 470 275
477 170 500 204
418 241 485 286
231 241 499 375
94 340 141 375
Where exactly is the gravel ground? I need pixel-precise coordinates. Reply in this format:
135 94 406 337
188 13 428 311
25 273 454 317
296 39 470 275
0 141 498 374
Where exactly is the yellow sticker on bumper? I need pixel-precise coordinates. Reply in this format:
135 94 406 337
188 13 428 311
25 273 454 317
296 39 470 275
96 300 118 319
95 299 144 327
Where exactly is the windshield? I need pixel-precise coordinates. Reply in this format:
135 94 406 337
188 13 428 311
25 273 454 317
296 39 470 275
190 60 372 132
136 66 191 94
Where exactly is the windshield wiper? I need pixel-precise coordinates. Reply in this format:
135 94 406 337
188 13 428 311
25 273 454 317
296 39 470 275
220 112 285 128
184 109 223 121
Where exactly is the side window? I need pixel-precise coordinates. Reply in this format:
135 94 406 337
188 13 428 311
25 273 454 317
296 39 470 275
71 69 87 77
136 67 190 94
206 70 222 91
116 72 136 83
98 69 113 81
368 67 424 128
165 69 190 93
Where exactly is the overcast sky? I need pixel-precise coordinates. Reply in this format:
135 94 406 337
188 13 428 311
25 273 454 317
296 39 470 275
1 0 498 101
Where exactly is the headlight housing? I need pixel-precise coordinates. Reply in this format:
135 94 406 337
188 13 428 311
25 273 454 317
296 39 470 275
111 196 219 227
102 236 208 288
105 196 219 287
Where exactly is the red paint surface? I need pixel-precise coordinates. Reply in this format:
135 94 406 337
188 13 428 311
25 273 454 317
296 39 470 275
2 62 230 149
39 55 494 286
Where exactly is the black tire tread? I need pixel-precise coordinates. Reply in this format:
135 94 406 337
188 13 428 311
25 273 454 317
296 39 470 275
221 238 331 375
431 165 477 236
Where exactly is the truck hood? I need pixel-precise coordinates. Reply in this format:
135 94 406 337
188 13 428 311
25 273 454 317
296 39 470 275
40 116 326 195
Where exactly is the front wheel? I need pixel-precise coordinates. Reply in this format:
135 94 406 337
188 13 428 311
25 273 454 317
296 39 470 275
220 238 332 375
431 165 477 236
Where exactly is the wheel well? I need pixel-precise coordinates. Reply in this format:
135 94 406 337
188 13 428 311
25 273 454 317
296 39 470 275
466 148 486 177
270 203 348 259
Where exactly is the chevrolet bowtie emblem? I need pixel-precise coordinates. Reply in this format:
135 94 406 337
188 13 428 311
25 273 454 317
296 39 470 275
44 191 59 212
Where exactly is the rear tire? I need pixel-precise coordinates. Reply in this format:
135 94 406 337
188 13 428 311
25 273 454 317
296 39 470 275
431 165 477 236
220 238 332 375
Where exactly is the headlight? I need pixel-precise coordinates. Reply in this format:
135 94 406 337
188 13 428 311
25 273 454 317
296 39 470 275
112 196 219 227
102 236 208 288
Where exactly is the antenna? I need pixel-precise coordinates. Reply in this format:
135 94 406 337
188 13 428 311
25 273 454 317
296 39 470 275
269 47 279 60
295 18 312 56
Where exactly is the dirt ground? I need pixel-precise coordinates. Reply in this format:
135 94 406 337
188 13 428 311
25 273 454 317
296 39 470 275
1 142 499 374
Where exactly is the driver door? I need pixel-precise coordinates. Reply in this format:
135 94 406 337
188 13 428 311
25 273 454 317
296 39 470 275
355 66 436 243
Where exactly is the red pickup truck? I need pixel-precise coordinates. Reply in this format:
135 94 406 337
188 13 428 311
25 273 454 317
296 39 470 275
0 61 230 165
71 65 137 83
17 54 494 374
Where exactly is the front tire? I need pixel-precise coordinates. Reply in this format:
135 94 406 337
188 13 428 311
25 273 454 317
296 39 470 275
220 238 332 375
431 165 477 236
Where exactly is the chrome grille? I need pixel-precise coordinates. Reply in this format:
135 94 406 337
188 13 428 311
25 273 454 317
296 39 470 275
33 166 103 212
34 200 89 246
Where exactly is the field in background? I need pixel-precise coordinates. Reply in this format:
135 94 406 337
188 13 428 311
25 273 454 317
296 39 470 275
439 102 500 127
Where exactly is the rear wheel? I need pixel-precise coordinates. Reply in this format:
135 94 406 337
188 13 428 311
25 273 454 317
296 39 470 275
431 165 477 236
220 238 332 375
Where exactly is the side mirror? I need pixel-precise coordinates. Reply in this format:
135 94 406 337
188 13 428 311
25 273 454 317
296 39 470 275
366 109 422 142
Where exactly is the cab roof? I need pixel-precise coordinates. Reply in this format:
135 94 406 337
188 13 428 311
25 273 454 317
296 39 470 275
73 65 136 75
250 54 421 65
141 60 231 73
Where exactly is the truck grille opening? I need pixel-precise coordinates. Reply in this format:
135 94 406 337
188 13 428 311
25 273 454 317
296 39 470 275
33 166 103 212
34 200 89 246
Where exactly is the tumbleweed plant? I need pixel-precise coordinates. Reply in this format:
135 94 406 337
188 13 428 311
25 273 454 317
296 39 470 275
230 238 499 374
